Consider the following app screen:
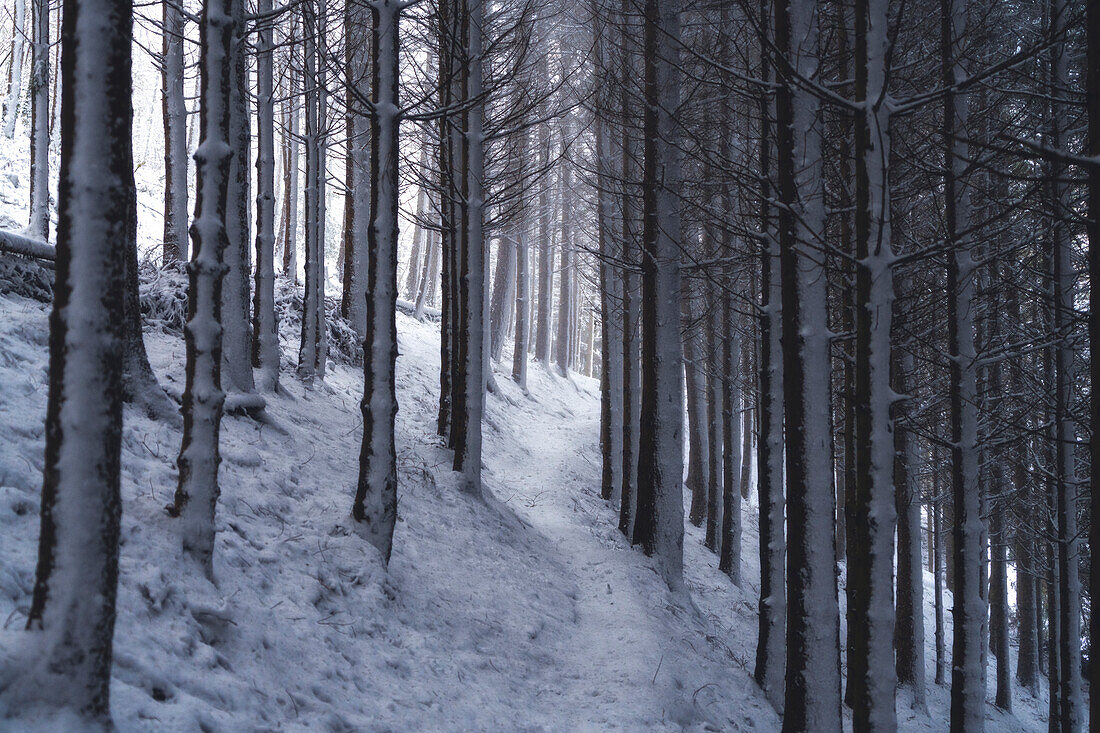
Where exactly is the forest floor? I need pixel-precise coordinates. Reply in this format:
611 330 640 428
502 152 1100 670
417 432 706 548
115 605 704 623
0 272 1061 731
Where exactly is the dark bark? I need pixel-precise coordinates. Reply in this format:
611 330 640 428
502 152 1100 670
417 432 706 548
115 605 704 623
22 0 130 718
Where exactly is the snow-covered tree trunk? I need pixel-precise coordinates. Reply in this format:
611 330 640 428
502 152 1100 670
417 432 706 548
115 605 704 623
162 0 188 262
221 0 256 396
171 0 234 578
942 0 985 725
14 0 131 720
634 0 684 590
353 0 400 562
251 0 279 394
28 0 48 241
847 0 897 724
1 0 24 139
774 0 841 725
753 14 784 709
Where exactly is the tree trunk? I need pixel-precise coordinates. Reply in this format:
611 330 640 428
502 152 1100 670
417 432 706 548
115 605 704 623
634 0 684 591
298 0 327 383
555 129 574 375
718 288 741 584
894 346 925 706
943 0 986 723
753 0 784 705
1049 0 1083 725
353 0 400 562
171 0 234 579
162 0 188 262
28 0 48 240
847 0 897 721
281 28 300 281
684 297 710 532
775 0 841 724
252 0 278 393
221 0 256 396
19 1 130 719
2 0 25 139
489 235 517 362
534 51 554 367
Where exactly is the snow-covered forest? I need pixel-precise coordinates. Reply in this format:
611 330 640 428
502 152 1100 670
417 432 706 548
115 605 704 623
0 0 1095 729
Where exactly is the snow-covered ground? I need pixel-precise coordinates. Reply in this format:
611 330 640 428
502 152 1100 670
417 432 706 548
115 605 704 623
0 271 1062 730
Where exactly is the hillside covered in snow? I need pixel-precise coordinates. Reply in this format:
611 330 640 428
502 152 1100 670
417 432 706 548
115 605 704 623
0 267 1056 731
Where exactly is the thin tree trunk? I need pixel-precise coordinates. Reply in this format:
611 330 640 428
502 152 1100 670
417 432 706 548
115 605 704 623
251 0 278 393
353 0 400 562
2 0 25 139
718 287 742 584
753 0 784 704
162 0 188 262
282 28 300 281
685 296 710 533
171 0 235 579
28 0 48 240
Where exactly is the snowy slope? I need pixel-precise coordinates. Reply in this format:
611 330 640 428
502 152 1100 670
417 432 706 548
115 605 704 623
0 281 779 731
0 277 1060 731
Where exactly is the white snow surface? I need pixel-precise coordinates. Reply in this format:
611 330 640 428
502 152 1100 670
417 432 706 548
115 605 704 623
0 283 1062 731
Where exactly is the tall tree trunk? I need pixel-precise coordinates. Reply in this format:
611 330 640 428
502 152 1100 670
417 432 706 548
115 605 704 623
353 0 400 562
1049 0 1083 725
685 297 710 532
618 0 640 539
252 0 279 393
847 0 897 722
718 288 742 584
162 0 188 262
342 6 370 337
775 0 841 725
221 0 256 396
933 482 946 686
19 0 130 719
452 0 485 496
555 127 574 375
28 0 48 240
282 28 300 282
171 0 235 579
943 0 986 724
2 0 25 139
298 0 328 383
753 0 784 704
489 235 517 361
894 346 926 707
534 51 554 367
1086 0 1099 726
634 0 684 590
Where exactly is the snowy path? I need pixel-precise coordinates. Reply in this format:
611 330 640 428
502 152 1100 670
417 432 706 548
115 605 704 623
476 368 778 731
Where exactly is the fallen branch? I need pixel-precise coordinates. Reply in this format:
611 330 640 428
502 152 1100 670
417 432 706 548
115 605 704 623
0 230 56 261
